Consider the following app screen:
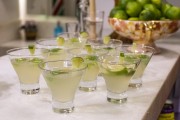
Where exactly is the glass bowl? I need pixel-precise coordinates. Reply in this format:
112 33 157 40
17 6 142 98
108 18 180 54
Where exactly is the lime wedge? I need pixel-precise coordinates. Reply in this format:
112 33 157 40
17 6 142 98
103 36 111 44
56 37 65 46
85 45 93 54
119 52 124 63
70 38 79 43
30 58 44 63
85 55 98 61
71 57 84 68
80 32 88 38
28 45 35 55
108 64 125 72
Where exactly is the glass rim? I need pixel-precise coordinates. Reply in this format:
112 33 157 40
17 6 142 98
67 47 108 56
57 32 80 36
100 55 141 65
39 60 87 72
88 39 123 43
36 39 57 46
116 44 155 53
7 47 49 56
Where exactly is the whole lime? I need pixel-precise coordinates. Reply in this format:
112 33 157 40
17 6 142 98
166 6 180 20
139 9 156 20
144 3 161 19
151 0 162 8
118 0 135 10
155 9 162 20
109 7 122 18
137 0 151 6
126 1 142 17
113 10 128 20
161 3 172 16
144 4 157 11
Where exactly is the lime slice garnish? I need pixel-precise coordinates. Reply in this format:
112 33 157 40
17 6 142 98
56 37 65 46
30 58 44 63
28 45 35 55
85 55 98 61
119 52 125 63
15 58 27 63
70 38 79 43
71 57 84 68
50 48 62 53
85 45 93 54
50 70 69 75
80 32 89 38
103 36 111 44
107 64 125 72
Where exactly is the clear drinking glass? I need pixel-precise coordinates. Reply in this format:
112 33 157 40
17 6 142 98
65 22 80 33
83 11 104 39
68 47 108 92
39 60 87 113
116 44 155 88
7 47 48 95
100 55 140 103
36 38 69 61
129 45 154 88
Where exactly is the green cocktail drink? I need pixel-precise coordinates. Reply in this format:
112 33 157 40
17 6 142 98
68 47 108 91
11 58 44 84
88 38 123 56
39 60 87 113
57 32 88 49
36 39 68 61
130 47 154 88
80 55 100 91
100 55 140 103
116 45 154 88
7 47 48 94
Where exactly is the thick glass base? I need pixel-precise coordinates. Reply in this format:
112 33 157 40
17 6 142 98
20 83 40 95
52 100 74 113
107 91 127 104
79 81 97 92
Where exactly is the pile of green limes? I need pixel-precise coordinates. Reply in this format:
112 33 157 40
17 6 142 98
110 0 180 20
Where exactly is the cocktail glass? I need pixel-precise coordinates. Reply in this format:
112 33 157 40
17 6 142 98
39 60 87 113
83 10 104 39
109 18 180 54
68 47 108 91
88 39 123 55
36 39 69 61
7 47 48 94
130 45 154 88
58 32 87 49
100 55 140 103
116 45 154 88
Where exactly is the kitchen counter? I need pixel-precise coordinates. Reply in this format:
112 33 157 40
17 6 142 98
0 33 180 120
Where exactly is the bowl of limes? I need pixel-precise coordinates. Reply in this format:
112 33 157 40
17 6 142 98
108 0 180 54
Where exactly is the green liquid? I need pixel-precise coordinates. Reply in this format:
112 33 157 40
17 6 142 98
43 68 83 102
82 55 99 82
11 57 44 84
48 48 68 61
102 68 135 93
132 54 150 79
